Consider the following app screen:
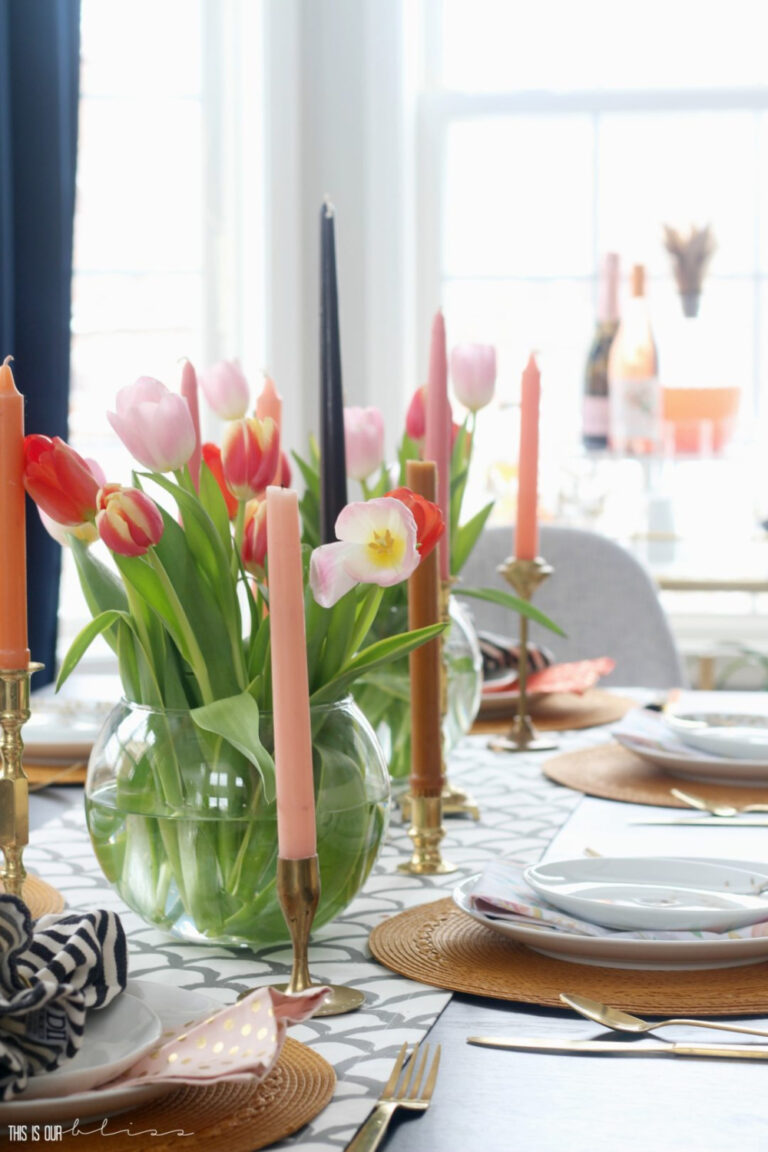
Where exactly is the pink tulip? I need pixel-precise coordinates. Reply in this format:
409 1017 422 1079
344 406 385 482
310 497 419 608
255 374 282 428
108 377 197 472
242 498 268 576
450 343 496 412
221 416 280 501
199 360 250 420
405 387 426 442
96 484 165 557
180 359 202 487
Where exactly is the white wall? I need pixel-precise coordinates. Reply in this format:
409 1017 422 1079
262 0 418 466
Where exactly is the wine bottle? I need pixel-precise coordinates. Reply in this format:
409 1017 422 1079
607 263 660 455
582 253 620 450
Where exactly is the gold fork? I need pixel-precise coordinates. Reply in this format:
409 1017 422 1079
346 1042 441 1152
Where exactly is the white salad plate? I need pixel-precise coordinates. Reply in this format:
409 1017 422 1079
0 981 217 1125
523 857 768 933
665 711 768 762
453 870 768 970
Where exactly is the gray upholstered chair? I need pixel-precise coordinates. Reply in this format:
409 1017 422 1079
457 524 686 689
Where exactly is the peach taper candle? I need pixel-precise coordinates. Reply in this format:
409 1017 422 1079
424 311 451 582
266 486 317 859
515 353 541 561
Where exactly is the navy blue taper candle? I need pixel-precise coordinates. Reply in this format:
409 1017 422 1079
319 199 348 544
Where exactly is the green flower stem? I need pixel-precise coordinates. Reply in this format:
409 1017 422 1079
146 549 215 702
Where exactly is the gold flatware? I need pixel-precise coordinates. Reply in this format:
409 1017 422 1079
467 1035 768 1060
345 1042 441 1152
671 787 768 818
560 993 768 1040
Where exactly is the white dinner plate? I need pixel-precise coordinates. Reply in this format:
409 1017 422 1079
18 992 161 1099
523 857 768 932
665 711 768 761
453 873 768 970
0 981 218 1125
23 698 112 763
613 731 768 786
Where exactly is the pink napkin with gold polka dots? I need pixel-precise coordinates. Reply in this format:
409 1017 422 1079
104 986 328 1089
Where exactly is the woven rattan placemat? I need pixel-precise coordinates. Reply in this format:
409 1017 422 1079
0 874 66 917
542 742 768 808
8 1038 336 1151
369 898 768 1016
475 690 634 733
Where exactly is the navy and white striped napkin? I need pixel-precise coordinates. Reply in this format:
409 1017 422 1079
0 894 127 1100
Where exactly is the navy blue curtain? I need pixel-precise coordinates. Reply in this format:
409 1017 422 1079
0 0 80 686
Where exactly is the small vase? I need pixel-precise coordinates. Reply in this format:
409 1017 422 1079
85 696 390 948
353 596 482 780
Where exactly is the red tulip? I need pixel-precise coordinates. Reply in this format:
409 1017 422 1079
23 435 100 527
221 416 280 501
384 486 444 561
96 484 164 557
274 451 292 489
201 442 239 519
241 498 268 576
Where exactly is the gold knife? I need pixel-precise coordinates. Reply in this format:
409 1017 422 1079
467 1036 768 1059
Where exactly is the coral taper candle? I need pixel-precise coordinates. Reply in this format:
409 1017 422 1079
515 353 541 561
424 311 451 582
406 459 443 798
0 359 29 668
319 200 348 544
266 486 317 859
180 359 201 489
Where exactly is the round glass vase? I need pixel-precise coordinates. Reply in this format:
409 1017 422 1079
352 596 482 781
85 696 390 949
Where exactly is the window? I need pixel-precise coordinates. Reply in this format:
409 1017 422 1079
61 0 263 660
418 0 768 544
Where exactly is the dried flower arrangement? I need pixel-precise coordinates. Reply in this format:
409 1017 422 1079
663 223 717 317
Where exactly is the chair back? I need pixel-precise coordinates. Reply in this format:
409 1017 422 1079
458 524 685 688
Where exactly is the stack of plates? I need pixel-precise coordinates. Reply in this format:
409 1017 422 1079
613 707 768 785
0 981 215 1123
24 698 112 765
455 857 768 970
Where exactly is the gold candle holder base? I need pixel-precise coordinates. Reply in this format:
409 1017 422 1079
399 781 480 822
487 557 558 755
0 662 43 898
238 855 364 1015
397 795 457 874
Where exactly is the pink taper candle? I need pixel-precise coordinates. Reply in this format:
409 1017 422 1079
266 485 317 859
0 358 29 668
180 359 202 489
256 374 282 430
424 311 451 582
515 353 541 561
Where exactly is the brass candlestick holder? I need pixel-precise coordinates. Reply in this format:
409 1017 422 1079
0 663 41 898
243 856 364 1016
397 794 456 874
488 558 558 753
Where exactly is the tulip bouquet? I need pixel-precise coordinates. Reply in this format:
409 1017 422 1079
296 344 561 778
23 362 445 944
